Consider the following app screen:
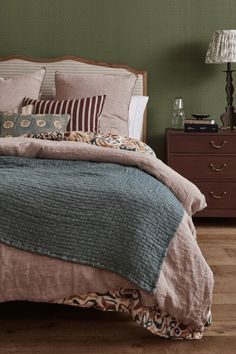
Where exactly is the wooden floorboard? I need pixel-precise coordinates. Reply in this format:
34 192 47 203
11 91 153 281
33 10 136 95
0 218 236 353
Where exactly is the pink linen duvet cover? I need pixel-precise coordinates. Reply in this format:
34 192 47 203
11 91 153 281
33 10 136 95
0 137 213 339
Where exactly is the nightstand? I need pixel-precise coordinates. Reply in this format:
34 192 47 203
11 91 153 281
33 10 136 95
165 128 236 217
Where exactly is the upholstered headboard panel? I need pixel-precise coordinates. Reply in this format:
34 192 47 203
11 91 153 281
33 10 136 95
0 55 147 141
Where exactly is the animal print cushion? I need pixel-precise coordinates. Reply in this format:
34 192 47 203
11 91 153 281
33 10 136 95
26 131 66 141
26 131 156 157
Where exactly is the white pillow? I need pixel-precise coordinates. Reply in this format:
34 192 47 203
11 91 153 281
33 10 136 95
128 96 148 140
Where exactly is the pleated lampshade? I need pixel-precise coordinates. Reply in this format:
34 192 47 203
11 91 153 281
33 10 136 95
206 30 236 63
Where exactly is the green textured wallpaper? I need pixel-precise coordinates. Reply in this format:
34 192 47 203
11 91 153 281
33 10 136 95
0 0 236 159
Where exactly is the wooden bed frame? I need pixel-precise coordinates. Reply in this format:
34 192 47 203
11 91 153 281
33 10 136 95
0 55 147 142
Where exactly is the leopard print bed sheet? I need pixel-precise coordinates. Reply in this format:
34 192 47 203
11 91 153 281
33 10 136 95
25 131 156 157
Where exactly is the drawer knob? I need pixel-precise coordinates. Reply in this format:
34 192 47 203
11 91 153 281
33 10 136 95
210 191 227 199
210 163 227 172
210 140 227 149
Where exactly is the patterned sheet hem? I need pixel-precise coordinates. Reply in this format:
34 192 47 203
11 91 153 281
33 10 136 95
55 288 209 340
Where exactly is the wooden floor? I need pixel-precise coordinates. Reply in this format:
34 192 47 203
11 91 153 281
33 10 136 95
0 218 236 353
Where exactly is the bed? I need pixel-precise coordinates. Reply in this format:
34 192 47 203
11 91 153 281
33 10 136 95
0 55 213 340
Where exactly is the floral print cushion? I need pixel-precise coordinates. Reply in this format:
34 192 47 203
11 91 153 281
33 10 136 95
61 288 207 339
0 113 70 137
25 130 156 157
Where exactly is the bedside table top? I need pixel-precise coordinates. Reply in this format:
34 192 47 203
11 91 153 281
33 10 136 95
165 128 236 136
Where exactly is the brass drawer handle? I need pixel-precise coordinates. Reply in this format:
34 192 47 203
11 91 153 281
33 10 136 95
210 191 227 199
210 163 227 172
210 140 227 149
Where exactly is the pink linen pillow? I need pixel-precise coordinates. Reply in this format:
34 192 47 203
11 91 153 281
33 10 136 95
0 69 45 113
23 95 106 132
55 72 137 137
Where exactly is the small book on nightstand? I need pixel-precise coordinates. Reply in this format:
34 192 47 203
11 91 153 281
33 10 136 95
184 119 215 125
184 114 218 132
184 123 218 132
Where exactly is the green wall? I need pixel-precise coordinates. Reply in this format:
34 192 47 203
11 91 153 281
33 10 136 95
1 0 236 159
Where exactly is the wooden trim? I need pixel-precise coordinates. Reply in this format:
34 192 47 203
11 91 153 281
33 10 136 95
194 209 236 217
0 54 146 77
0 55 148 142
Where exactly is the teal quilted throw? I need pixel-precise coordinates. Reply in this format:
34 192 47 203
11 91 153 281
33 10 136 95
0 156 184 293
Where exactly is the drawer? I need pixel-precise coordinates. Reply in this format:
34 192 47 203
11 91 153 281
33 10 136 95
194 181 236 210
168 155 236 180
169 134 236 154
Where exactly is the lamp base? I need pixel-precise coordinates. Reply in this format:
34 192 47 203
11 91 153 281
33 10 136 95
220 108 236 130
220 62 236 130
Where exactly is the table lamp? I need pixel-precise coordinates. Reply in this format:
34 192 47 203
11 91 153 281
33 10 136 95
206 30 236 130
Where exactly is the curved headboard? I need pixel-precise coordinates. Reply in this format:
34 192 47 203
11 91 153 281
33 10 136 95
0 55 147 142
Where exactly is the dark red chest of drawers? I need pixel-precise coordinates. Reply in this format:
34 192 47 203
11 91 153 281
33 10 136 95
166 128 236 217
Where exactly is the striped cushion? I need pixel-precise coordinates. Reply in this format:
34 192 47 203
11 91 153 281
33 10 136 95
23 96 106 132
